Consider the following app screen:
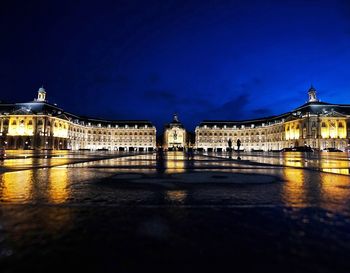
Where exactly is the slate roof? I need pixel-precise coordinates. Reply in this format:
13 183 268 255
0 101 155 128
198 101 350 128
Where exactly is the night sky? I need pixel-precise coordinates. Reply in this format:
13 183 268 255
1 0 350 131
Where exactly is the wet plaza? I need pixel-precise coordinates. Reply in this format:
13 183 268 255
1 150 350 272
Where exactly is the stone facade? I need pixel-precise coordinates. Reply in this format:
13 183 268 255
163 114 187 151
1 86 350 152
195 87 350 152
0 88 156 151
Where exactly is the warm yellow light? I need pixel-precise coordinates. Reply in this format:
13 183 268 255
320 172 350 211
8 117 34 136
48 167 69 203
321 127 329 139
165 152 185 174
1 170 32 202
329 129 336 138
52 120 69 138
166 190 187 202
282 167 306 206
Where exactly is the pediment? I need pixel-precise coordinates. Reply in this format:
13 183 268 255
322 110 347 117
284 113 300 122
57 113 70 121
11 107 32 115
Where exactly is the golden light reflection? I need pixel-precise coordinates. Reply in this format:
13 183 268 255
322 168 350 175
166 190 187 203
321 173 350 211
283 152 303 168
48 167 69 203
0 170 33 202
321 158 350 175
165 152 185 174
282 167 306 206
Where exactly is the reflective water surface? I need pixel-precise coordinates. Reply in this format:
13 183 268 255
1 150 350 273
1 151 350 210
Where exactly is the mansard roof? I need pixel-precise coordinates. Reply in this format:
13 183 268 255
294 101 350 115
0 100 155 128
164 114 185 129
165 121 185 129
198 100 350 128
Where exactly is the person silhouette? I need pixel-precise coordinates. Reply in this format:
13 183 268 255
237 139 241 152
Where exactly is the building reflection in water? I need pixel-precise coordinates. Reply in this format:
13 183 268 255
282 167 307 207
48 167 69 204
320 173 350 211
282 154 350 212
165 152 185 174
321 159 350 175
166 190 187 203
0 165 70 204
0 170 33 202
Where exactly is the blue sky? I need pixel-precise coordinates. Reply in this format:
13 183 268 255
1 0 350 130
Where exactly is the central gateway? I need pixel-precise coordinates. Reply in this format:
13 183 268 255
164 114 187 151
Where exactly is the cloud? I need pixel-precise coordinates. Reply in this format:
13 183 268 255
210 94 250 120
251 108 272 117
143 89 177 102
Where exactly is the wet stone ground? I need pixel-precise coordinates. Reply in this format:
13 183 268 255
1 150 350 273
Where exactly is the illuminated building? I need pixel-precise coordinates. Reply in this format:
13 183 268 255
2 86 350 152
163 114 187 151
195 86 350 152
0 87 156 151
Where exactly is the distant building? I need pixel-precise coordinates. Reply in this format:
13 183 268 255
163 114 187 151
0 88 156 151
195 86 350 152
2 86 350 152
